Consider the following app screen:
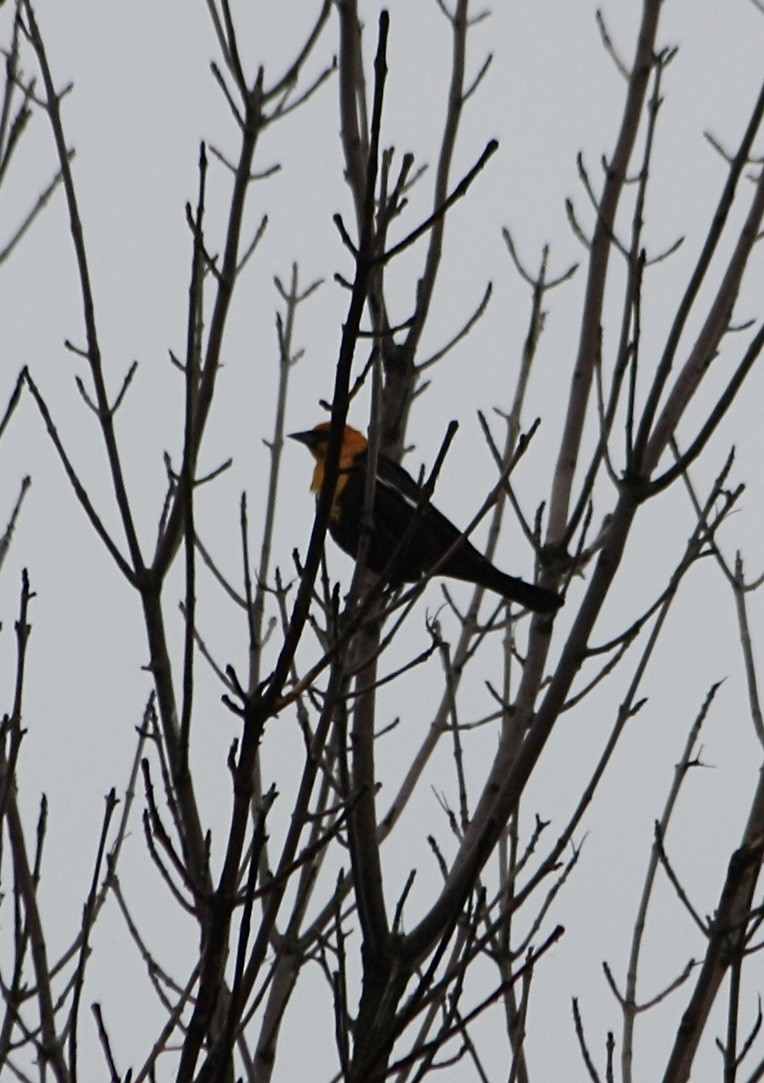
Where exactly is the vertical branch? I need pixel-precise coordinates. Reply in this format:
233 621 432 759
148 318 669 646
253 11 389 717
632 78 764 471
250 267 321 689
153 68 266 577
67 791 118 1079
349 624 389 954
182 16 391 1081
385 0 470 453
337 0 369 226
0 4 25 173
404 0 467 353
641 165 764 478
179 144 208 773
661 777 764 1083
621 686 718 1083
661 575 764 1083
0 573 68 1080
21 0 145 575
547 0 661 542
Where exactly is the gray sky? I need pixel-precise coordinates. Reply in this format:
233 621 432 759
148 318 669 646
1 2 763 1079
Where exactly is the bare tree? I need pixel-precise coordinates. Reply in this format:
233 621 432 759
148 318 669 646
1 1 763 1081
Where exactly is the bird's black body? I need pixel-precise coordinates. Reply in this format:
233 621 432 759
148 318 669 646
290 424 562 615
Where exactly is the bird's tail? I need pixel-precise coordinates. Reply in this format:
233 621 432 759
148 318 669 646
490 569 562 613
448 555 562 614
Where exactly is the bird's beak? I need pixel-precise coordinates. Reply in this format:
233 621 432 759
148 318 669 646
287 429 320 449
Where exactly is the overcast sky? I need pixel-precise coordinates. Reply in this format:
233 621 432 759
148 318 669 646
1 2 763 1079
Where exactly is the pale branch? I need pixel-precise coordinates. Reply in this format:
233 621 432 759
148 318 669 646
548 0 662 542
634 77 764 472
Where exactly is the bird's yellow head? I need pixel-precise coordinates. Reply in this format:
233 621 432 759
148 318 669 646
289 422 369 496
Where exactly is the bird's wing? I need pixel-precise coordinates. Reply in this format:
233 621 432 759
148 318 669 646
373 454 424 508
373 453 467 557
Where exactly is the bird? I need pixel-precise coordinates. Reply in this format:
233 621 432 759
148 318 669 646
289 421 562 614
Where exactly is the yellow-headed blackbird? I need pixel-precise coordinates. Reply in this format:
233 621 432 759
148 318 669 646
290 422 562 614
